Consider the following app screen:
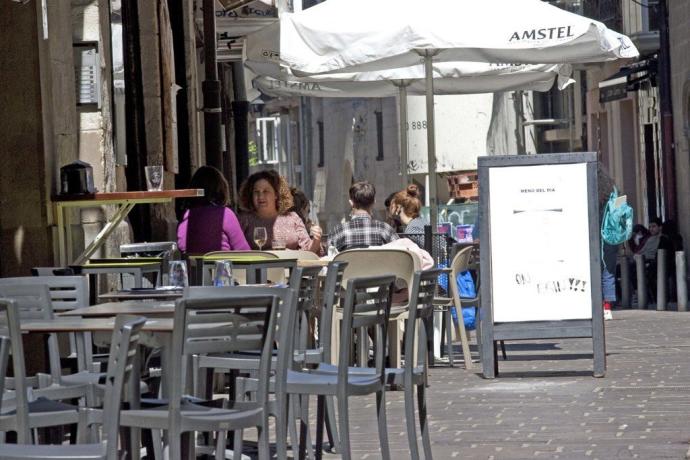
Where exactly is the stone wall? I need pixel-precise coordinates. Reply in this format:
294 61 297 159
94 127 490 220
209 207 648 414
0 3 52 276
669 0 690 247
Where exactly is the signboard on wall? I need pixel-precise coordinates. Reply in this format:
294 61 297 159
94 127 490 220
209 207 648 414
406 94 493 174
478 152 605 379
489 163 592 322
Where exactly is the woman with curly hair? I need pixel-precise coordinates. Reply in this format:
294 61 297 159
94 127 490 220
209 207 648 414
176 165 250 254
238 170 322 254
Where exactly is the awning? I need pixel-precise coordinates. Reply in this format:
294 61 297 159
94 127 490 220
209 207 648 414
599 58 657 103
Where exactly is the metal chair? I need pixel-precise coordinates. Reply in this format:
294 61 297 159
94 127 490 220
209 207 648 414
449 245 506 367
312 269 440 459
0 283 110 393
285 274 396 460
118 289 297 460
0 307 146 459
187 284 301 460
332 248 420 368
0 298 85 444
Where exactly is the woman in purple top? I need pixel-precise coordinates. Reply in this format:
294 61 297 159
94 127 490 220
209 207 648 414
238 170 322 255
177 166 250 254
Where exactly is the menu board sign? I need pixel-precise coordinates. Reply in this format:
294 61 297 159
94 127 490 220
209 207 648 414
488 162 592 322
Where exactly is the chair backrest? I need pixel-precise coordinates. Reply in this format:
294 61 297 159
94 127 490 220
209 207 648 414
101 315 146 459
270 249 320 261
288 265 323 361
449 246 475 305
319 261 348 363
201 251 287 284
0 298 33 442
170 287 297 413
0 275 89 311
0 284 63 383
338 275 395 387
333 248 419 288
404 269 441 377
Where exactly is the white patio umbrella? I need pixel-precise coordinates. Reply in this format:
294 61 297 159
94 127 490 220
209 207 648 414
247 58 573 183
245 18 574 187
275 0 639 228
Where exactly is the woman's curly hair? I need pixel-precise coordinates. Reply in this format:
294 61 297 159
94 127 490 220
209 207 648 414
238 169 294 215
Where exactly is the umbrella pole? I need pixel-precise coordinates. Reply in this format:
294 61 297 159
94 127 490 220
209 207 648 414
423 52 438 230
397 82 409 185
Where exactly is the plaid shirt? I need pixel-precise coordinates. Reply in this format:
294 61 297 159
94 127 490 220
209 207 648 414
328 213 399 251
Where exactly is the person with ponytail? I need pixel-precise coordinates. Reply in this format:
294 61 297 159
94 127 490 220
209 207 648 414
392 184 427 234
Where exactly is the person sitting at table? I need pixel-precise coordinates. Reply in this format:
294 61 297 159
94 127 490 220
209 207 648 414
328 181 399 251
392 184 427 235
238 170 322 254
176 165 250 254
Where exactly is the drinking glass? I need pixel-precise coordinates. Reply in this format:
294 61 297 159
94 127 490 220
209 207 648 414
168 260 188 287
145 165 164 191
213 260 233 287
253 227 268 250
271 239 286 250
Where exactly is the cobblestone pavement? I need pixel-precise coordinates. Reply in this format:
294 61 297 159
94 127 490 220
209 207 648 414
317 309 690 459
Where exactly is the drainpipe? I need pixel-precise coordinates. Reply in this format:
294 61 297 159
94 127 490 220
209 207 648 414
658 0 676 221
202 0 222 169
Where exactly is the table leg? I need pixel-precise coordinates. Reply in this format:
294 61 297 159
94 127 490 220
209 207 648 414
75 202 135 265
56 203 67 267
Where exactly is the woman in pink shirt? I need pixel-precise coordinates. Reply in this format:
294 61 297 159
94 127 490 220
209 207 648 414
177 166 250 254
238 170 322 254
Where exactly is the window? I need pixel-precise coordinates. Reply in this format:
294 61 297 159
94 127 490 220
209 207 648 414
317 121 325 167
375 110 384 161
256 117 280 164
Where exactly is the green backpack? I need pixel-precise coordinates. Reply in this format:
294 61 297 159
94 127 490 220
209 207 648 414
601 187 633 245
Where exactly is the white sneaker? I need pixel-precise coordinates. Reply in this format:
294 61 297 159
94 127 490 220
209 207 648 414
604 309 613 321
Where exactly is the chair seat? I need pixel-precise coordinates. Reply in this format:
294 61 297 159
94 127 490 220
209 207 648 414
120 400 264 432
0 442 106 459
2 397 78 416
314 362 425 386
286 369 382 396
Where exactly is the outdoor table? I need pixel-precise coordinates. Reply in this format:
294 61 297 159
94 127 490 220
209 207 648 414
190 255 298 285
59 300 176 319
72 258 164 289
54 189 204 266
98 287 184 302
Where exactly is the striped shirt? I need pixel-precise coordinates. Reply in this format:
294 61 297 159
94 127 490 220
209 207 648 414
328 213 399 251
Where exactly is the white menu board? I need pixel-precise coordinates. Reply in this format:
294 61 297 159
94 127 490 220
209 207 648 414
489 163 592 322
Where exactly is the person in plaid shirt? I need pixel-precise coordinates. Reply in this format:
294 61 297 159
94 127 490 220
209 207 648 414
328 181 399 251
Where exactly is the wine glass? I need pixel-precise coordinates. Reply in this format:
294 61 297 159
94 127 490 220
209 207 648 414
253 227 268 250
168 260 188 287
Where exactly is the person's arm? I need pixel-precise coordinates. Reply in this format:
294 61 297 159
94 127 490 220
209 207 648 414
292 213 322 254
223 208 251 250
176 211 188 253
383 222 400 243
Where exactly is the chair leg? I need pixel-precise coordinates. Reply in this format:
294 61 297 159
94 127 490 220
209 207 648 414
376 390 391 460
444 309 454 367
232 430 243 460
500 340 507 360
299 394 315 460
275 396 290 460
288 394 300 457
325 395 340 453
257 424 270 460
454 309 473 370
404 383 419 459
337 396 352 460
216 430 227 460
417 384 433 460
315 395 325 460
